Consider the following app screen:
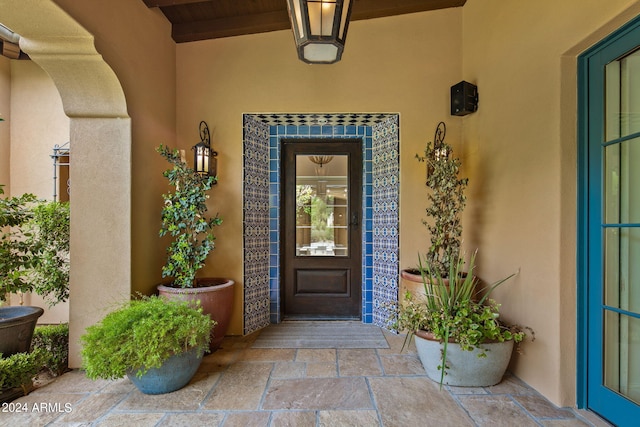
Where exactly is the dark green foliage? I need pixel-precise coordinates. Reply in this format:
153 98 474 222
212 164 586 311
31 323 69 376
28 202 70 305
0 185 40 301
157 145 222 288
0 185 70 305
0 349 45 394
81 295 214 380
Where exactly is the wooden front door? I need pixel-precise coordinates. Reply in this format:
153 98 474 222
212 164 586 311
282 139 362 319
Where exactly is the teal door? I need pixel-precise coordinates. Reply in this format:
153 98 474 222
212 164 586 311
579 17 640 426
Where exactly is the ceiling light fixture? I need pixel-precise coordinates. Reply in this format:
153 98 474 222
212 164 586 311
286 0 353 64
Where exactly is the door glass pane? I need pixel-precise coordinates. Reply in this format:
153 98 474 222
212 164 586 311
604 137 640 224
605 49 640 140
604 228 640 313
295 154 348 257
602 47 640 408
604 310 640 404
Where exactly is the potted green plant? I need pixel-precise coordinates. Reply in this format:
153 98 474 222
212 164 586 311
400 122 469 298
155 145 234 351
81 295 214 394
0 185 69 356
391 250 533 387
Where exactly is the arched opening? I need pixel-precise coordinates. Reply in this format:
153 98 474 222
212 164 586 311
1 0 131 367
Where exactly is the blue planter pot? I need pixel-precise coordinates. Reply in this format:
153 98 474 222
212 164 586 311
126 347 203 394
0 306 44 357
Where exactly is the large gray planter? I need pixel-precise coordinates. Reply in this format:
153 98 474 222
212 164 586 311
126 347 203 395
414 331 514 387
0 306 44 356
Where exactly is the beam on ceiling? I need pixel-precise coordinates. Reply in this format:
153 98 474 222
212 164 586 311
143 0 206 7
351 0 466 20
166 0 467 43
172 10 291 43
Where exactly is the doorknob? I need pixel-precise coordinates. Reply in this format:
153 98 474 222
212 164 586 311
351 212 359 227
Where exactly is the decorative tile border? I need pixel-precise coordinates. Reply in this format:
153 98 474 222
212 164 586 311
242 115 271 334
372 116 400 327
243 113 399 334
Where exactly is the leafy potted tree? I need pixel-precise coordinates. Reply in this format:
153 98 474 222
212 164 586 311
400 122 469 299
0 185 70 356
155 146 234 351
81 295 214 394
391 250 533 387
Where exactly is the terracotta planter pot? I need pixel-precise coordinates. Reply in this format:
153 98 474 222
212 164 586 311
400 269 427 303
400 269 457 303
414 329 514 387
158 278 234 352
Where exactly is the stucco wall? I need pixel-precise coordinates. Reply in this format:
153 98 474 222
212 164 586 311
461 0 640 407
9 60 69 199
52 0 177 297
176 8 464 336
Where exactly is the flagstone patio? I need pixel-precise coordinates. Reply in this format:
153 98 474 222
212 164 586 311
1 329 611 427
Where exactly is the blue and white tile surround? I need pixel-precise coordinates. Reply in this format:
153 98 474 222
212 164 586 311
243 114 399 335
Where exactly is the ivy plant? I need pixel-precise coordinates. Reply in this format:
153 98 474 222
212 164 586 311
157 145 222 288
81 295 214 380
416 123 468 278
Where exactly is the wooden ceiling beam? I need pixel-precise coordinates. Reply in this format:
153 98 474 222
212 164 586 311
142 0 207 8
165 0 467 43
172 10 291 43
351 0 466 20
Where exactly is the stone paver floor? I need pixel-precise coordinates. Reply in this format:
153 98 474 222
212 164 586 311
1 329 612 426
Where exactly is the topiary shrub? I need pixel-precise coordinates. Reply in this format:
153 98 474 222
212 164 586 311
31 323 69 376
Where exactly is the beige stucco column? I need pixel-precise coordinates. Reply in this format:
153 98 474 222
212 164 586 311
0 0 131 367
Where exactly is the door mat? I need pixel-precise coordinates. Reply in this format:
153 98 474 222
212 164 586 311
251 321 390 349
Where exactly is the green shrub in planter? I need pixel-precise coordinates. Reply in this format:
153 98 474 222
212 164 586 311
31 323 69 376
81 295 214 380
0 349 45 394
390 250 534 387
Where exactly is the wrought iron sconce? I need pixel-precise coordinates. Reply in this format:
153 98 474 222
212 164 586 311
426 122 448 178
286 0 353 64
192 121 217 180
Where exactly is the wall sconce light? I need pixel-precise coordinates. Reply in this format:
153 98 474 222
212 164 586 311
286 0 353 64
192 121 217 180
